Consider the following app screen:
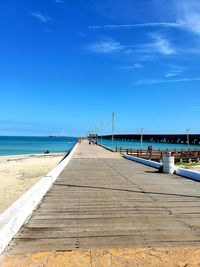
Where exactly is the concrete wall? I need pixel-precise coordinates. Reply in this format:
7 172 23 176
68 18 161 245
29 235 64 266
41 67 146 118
0 143 78 255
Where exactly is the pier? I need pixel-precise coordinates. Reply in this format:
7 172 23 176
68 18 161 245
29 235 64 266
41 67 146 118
1 140 200 265
102 134 200 145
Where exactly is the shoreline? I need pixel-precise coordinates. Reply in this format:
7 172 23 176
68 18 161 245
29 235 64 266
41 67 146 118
0 152 66 158
0 154 64 214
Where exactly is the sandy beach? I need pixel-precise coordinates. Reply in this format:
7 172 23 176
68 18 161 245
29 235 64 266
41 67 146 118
0 154 64 214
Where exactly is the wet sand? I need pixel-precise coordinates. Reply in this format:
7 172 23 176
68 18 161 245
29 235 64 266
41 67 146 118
0 154 64 214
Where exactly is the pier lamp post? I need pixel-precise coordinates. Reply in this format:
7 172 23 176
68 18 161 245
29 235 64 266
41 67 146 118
140 128 144 150
112 112 115 150
186 128 191 150
100 121 103 144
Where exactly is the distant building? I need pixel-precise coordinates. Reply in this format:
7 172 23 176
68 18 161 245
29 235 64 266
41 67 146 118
88 133 98 139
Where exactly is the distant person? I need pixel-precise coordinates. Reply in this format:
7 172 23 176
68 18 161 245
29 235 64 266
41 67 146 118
147 146 152 155
44 150 49 154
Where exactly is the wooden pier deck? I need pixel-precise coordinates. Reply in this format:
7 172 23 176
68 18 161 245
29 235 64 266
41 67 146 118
1 140 200 265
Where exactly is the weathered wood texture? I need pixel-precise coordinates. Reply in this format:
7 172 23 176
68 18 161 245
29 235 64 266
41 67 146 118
5 141 200 254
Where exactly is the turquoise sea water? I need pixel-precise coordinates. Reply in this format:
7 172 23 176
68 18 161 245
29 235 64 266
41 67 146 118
0 136 78 156
98 139 200 151
1 136 199 157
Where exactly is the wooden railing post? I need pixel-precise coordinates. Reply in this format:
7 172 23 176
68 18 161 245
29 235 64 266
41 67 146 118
180 152 183 163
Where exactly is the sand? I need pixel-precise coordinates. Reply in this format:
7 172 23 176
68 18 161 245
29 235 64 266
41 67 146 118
0 154 64 214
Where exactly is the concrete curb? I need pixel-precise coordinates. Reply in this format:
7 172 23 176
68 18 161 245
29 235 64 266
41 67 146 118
124 155 162 169
124 155 200 182
175 167 200 182
0 142 78 255
98 144 114 152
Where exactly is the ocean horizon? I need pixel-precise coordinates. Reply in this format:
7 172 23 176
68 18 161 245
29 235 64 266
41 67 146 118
1 136 200 157
0 136 78 156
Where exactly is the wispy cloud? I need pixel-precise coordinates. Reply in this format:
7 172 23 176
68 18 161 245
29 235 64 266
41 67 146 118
150 34 176 55
122 63 143 69
78 32 87 38
88 22 182 30
92 1 200 37
31 12 52 23
165 72 180 77
44 29 52 33
88 26 102 31
134 77 200 86
165 65 185 78
87 40 124 54
53 0 65 3
135 35 176 56
176 0 200 35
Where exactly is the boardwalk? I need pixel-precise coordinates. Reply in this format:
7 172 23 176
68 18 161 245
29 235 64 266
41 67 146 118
1 140 200 265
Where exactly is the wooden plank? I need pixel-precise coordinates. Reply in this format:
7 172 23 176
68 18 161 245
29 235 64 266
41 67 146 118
4 140 200 254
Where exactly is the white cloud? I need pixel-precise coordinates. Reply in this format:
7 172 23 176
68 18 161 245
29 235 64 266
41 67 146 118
151 35 176 55
88 26 102 31
78 32 86 37
87 40 124 54
54 0 65 3
122 63 143 69
134 77 200 86
91 1 200 37
88 22 182 30
44 29 52 33
31 12 52 23
175 0 200 35
165 72 180 77
135 35 176 55
165 65 185 78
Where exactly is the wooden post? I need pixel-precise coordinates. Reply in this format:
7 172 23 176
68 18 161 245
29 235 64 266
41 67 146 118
180 152 183 163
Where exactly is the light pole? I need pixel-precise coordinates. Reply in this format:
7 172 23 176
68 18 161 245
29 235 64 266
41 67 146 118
140 128 144 150
100 121 103 144
112 112 115 150
186 128 191 150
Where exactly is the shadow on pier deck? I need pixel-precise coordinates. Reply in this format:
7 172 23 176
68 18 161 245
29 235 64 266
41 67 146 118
1 140 200 266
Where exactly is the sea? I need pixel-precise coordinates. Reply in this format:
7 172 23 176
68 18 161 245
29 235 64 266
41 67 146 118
1 136 200 157
0 136 78 156
98 138 200 151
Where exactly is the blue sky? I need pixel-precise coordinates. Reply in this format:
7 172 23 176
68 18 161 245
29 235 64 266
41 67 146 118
1 0 200 136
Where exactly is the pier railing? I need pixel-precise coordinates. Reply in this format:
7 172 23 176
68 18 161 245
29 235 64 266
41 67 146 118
115 147 200 163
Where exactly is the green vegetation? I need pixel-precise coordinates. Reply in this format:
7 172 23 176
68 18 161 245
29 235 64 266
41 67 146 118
176 162 200 169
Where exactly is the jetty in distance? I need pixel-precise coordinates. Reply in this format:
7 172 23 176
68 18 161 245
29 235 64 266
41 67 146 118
102 134 200 145
1 140 200 265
